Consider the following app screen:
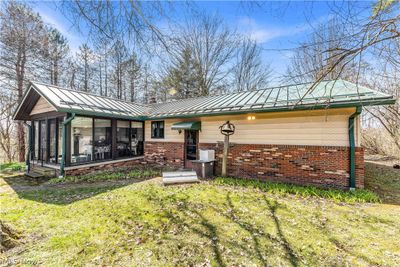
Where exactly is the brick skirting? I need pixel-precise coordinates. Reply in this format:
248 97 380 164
143 141 364 189
144 141 185 168
65 157 144 176
199 143 364 189
67 141 364 189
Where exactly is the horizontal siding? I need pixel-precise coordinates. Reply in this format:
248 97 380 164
30 97 55 115
146 107 358 147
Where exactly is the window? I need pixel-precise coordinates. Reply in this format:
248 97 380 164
94 119 112 160
131 121 144 156
151 121 164 138
70 117 93 164
116 120 130 158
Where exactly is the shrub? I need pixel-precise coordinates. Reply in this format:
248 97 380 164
0 162 26 172
214 177 381 203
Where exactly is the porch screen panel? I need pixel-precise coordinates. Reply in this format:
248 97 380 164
49 119 57 163
131 121 144 156
70 116 92 164
39 120 47 160
34 121 39 160
116 120 130 158
94 119 112 161
57 118 63 163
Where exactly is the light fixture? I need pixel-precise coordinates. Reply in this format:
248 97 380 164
247 115 256 120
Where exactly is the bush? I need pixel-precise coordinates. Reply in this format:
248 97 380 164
0 162 26 172
362 128 400 159
214 177 381 203
47 167 162 184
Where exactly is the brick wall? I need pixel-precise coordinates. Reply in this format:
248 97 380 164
199 143 364 189
65 158 144 176
144 141 184 168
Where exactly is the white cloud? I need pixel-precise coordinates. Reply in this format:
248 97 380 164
34 7 82 54
238 17 323 44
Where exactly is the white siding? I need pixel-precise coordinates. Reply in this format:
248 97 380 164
146 107 359 147
30 97 55 115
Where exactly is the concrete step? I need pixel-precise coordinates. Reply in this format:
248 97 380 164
162 171 199 185
25 172 44 178
30 166 56 177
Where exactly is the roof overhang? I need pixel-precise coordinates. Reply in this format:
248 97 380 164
171 121 201 131
13 83 58 121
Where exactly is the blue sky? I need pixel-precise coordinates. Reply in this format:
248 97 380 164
31 1 369 80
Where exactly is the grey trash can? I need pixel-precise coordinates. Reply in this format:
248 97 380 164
191 160 215 179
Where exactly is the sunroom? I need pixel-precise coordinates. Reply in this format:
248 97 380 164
13 82 148 176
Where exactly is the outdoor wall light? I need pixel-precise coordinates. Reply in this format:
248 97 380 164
247 115 256 120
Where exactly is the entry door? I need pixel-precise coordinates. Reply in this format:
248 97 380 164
184 130 198 169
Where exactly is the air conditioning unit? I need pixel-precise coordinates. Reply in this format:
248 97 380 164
199 149 215 162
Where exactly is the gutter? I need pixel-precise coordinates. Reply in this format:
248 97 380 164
60 113 75 177
348 106 362 190
23 121 33 173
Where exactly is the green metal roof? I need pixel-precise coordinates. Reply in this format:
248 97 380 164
13 80 396 121
13 82 150 120
147 80 396 119
171 121 201 131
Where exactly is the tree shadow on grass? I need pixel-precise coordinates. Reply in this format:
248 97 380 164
1 177 149 205
220 193 299 267
143 191 226 267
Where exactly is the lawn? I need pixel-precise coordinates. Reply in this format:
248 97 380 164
1 166 399 266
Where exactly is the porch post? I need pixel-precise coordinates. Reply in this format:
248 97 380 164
60 113 75 177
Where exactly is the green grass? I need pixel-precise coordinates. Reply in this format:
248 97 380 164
0 162 25 172
1 174 399 266
215 177 380 203
47 167 162 184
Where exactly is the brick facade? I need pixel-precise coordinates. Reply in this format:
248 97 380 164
65 157 145 176
62 141 364 189
144 141 184 168
199 143 364 189
142 141 364 189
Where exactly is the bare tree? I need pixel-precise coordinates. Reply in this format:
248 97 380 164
76 43 95 92
171 14 238 96
44 27 70 86
233 38 272 92
286 18 361 84
0 2 47 162
110 40 128 99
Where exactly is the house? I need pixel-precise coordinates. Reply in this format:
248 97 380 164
13 80 395 189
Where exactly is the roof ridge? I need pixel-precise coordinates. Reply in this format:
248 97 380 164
31 81 151 108
153 79 343 106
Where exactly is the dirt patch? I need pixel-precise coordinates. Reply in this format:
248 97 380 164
0 221 22 252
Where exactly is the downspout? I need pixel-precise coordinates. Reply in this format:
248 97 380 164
60 113 75 177
348 106 362 190
23 121 33 173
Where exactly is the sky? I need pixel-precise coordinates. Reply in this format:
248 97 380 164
31 1 370 81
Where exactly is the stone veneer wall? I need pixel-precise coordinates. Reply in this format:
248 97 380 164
199 143 364 189
65 157 144 176
144 141 185 168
